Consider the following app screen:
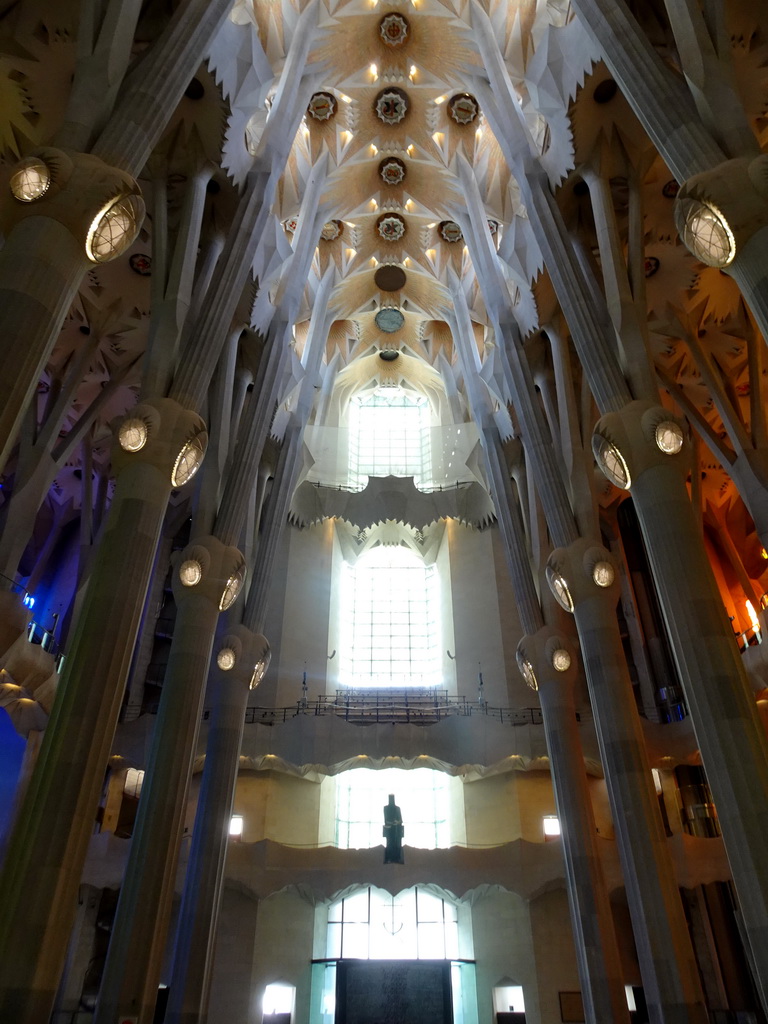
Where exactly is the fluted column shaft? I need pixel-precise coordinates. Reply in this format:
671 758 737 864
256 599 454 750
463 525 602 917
165 627 270 1024
631 460 768 1008
215 322 292 547
142 167 214 400
517 172 631 412
92 0 233 176
522 150 768 1002
557 546 708 1024
529 634 630 1024
94 538 244 1024
244 421 302 634
594 402 768 1011
169 20 321 414
97 186 323 1018
452 305 630 1021
480 428 543 636
0 399 202 1024
500 326 581 546
457 217 707 1017
165 672 250 1024
567 0 725 181
727 230 768 361
0 217 90 471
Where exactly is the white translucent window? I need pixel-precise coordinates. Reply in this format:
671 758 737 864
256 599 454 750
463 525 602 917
493 986 526 1014
340 545 440 688
326 886 459 960
336 768 451 850
349 387 431 488
263 983 294 1015
543 815 560 837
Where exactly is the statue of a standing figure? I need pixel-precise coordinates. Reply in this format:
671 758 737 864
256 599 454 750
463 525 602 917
383 794 404 864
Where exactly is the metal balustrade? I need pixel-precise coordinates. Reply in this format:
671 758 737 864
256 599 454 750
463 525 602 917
190 693 549 727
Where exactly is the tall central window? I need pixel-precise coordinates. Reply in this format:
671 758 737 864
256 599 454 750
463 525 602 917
340 545 440 688
349 387 431 488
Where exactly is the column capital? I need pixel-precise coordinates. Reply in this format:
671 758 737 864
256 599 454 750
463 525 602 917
674 154 768 269
214 625 271 691
546 537 621 613
592 399 690 491
112 398 208 484
171 535 246 612
3 148 143 262
515 626 578 694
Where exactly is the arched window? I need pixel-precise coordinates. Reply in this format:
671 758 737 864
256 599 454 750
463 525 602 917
314 886 476 1024
326 886 461 960
340 545 440 688
348 386 431 488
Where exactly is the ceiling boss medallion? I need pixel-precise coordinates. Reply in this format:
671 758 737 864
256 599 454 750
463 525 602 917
375 308 406 333
321 220 343 241
374 264 407 291
377 213 406 242
448 93 480 125
379 157 407 186
379 12 410 46
307 92 337 121
439 220 463 243
375 88 409 125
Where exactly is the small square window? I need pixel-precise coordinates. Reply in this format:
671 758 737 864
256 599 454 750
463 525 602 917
543 815 561 837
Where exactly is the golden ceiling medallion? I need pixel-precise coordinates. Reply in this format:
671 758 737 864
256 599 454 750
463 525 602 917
448 93 479 125
379 157 407 185
307 92 337 121
321 220 343 241
379 12 409 46
377 214 407 242
439 221 463 243
375 88 409 125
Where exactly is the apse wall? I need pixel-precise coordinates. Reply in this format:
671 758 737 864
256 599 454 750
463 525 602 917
259 517 529 709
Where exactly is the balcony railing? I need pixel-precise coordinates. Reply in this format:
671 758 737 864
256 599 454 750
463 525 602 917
194 692 550 727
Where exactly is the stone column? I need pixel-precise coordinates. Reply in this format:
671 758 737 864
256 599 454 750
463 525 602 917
594 401 768 1009
671 157 768 354
518 163 768 1005
90 0 235 177
170 148 327 415
0 0 240 470
165 627 270 1024
165 287 331 1020
243 422 303 634
94 537 245 1024
0 150 143 470
457 187 708 1019
565 0 768 341
96 182 325 1019
450 303 630 1022
566 0 724 182
0 398 206 1024
517 628 630 1024
546 539 708 1024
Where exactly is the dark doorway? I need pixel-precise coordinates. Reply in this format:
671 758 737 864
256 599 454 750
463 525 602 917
335 959 452 1024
